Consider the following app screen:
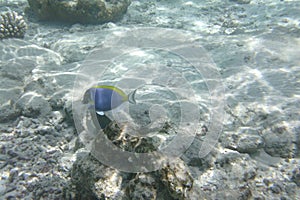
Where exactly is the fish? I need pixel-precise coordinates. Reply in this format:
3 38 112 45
83 85 137 115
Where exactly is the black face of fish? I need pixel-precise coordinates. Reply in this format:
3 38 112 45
96 114 112 129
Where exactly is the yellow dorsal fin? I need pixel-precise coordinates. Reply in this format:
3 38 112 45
93 85 128 101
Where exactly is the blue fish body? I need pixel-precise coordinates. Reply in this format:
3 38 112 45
92 87 125 111
83 85 136 114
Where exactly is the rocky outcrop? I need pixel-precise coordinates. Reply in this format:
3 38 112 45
68 153 194 200
27 0 131 24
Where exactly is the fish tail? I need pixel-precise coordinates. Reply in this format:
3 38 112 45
128 89 137 104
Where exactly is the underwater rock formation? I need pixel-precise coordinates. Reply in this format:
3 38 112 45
0 11 27 39
68 153 194 199
159 158 193 200
103 121 158 153
27 0 131 24
126 173 158 200
229 0 251 4
67 154 125 199
66 118 194 199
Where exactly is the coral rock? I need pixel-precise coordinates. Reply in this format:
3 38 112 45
0 11 27 39
160 158 193 200
126 174 157 200
27 0 131 24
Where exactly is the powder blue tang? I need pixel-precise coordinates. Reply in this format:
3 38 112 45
83 85 136 115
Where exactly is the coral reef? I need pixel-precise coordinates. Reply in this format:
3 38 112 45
0 11 27 39
159 158 193 200
67 153 195 199
126 173 158 200
64 116 194 199
103 120 158 153
27 0 131 24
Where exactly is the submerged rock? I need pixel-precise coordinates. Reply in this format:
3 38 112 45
220 128 264 154
263 124 294 158
27 0 131 24
291 167 300 187
126 173 157 200
229 0 251 4
0 101 21 123
16 93 52 118
103 120 159 153
159 158 193 200
68 153 125 199
69 153 194 199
